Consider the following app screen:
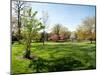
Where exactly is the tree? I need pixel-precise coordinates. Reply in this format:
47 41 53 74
40 11 49 45
51 24 69 41
76 16 96 43
32 32 41 42
22 8 44 59
12 0 27 42
60 26 70 40
52 24 61 41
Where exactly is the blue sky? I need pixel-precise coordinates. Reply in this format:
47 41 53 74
30 2 95 32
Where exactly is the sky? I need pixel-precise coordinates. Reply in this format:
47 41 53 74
26 2 96 32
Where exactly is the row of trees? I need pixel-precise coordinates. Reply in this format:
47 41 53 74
48 17 96 43
12 1 96 59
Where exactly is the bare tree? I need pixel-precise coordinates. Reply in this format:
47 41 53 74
12 0 28 42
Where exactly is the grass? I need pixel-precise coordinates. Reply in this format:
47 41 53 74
11 41 96 75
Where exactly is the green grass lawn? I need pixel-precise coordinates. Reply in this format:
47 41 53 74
11 42 96 75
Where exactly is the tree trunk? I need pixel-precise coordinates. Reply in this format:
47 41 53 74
91 40 92 44
42 31 45 46
90 38 93 44
57 34 60 42
24 33 32 59
17 6 21 43
24 50 31 59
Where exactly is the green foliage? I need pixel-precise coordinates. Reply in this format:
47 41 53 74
76 16 96 42
21 8 44 58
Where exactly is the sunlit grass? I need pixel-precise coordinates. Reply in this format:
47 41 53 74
11 42 96 75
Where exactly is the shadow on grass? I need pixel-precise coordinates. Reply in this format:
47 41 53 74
28 56 95 73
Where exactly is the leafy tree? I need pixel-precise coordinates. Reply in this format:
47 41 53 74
32 32 41 42
22 8 44 58
76 16 96 43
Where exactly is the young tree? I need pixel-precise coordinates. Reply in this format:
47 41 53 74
22 8 44 59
